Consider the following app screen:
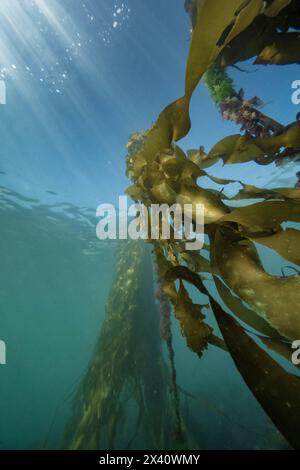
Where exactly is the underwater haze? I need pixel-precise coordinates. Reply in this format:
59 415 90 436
0 0 300 451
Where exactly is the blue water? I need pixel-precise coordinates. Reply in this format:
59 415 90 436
0 0 299 450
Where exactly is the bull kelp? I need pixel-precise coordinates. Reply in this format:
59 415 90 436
123 0 300 450
59 0 300 451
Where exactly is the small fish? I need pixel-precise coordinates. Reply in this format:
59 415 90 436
46 190 57 195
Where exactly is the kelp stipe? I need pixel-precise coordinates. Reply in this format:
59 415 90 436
63 241 193 450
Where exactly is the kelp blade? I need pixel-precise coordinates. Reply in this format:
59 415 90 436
211 298 300 450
